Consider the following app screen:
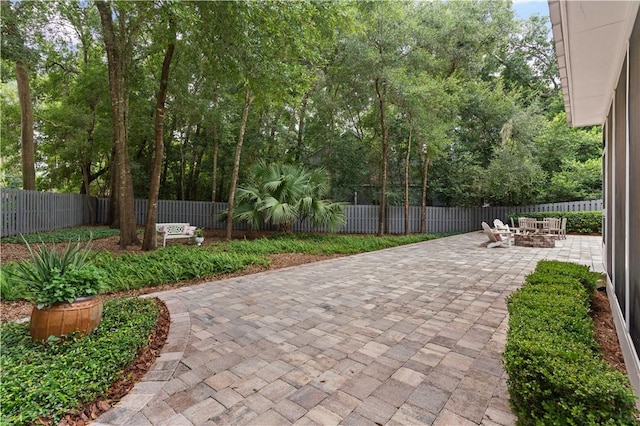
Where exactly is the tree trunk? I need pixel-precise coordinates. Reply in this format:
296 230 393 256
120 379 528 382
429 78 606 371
16 60 35 190
226 89 253 240
420 153 430 234
178 126 190 200
161 116 176 192
404 127 412 235
107 146 117 227
211 117 220 203
97 1 138 248
142 18 175 251
210 115 220 226
375 78 388 237
81 163 96 225
295 91 309 162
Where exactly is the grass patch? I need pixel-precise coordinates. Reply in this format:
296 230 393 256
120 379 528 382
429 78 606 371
0 297 158 425
1 227 122 244
504 261 638 424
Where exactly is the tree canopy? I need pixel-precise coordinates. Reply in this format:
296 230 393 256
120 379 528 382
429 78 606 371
1 0 601 231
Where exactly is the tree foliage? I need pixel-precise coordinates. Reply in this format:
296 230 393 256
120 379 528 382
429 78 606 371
0 0 602 235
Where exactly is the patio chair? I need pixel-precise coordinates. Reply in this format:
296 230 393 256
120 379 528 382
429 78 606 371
546 218 562 238
520 217 537 234
494 219 507 230
560 217 567 239
482 221 510 248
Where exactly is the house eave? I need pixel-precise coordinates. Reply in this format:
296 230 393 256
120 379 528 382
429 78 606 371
548 0 640 127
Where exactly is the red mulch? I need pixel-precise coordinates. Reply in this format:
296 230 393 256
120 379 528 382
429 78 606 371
591 287 627 374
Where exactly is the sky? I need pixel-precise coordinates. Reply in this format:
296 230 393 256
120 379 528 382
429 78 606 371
512 0 550 19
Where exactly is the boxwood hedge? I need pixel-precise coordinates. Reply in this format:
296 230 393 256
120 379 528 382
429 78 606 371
504 261 638 425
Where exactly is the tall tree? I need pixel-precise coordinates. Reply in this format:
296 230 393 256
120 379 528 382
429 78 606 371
0 1 39 190
96 1 146 247
226 89 253 239
142 9 176 251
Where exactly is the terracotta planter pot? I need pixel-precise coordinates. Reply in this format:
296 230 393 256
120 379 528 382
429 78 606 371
29 297 103 342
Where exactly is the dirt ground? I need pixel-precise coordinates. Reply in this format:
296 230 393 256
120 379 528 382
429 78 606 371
0 230 629 417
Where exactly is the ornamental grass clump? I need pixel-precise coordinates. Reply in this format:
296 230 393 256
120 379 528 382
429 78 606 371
9 239 106 309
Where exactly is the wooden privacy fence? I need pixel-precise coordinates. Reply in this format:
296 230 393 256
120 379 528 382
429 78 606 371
94 197 603 235
1 189 90 237
1 188 603 238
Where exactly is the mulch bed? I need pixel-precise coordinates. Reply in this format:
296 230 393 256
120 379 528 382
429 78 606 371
591 287 627 374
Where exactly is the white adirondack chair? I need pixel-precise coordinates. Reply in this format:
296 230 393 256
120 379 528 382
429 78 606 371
493 219 515 240
482 221 510 248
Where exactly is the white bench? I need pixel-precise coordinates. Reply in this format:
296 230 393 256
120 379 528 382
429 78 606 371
155 223 197 247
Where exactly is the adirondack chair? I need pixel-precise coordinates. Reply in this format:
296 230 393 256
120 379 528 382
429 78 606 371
494 219 515 239
482 221 510 248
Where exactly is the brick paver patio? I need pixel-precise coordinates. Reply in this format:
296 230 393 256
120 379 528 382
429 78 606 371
94 232 603 425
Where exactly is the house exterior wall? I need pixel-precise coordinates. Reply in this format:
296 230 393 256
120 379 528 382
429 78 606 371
603 9 640 403
628 10 640 370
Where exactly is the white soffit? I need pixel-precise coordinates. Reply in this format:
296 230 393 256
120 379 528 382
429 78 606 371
549 0 639 127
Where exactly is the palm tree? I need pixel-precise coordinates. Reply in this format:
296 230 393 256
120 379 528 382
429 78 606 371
226 161 346 232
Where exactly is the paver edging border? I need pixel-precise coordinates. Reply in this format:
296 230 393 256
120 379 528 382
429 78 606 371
94 295 190 425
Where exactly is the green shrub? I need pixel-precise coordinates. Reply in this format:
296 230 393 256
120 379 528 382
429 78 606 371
507 211 601 234
534 260 600 293
504 261 638 425
0 265 27 301
0 297 158 425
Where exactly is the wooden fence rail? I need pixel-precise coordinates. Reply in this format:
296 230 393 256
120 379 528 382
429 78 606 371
1 188 603 238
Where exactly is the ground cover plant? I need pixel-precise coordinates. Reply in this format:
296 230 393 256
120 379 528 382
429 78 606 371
504 260 638 425
220 232 444 256
1 230 446 302
0 297 159 425
94 247 267 292
0 227 122 244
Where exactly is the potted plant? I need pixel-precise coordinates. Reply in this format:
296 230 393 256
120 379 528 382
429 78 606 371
194 228 205 246
9 239 107 342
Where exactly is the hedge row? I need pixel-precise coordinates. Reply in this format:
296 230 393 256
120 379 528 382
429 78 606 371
504 260 638 425
507 211 601 234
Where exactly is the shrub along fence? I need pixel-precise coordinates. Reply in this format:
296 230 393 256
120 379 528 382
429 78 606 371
0 188 603 238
